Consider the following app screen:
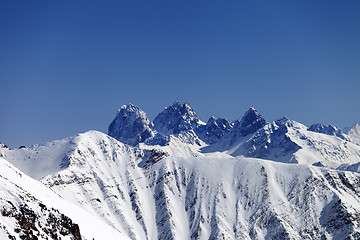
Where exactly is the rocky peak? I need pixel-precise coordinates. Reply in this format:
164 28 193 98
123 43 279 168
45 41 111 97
207 116 232 130
275 116 289 126
153 101 201 135
233 107 266 137
108 104 155 146
308 123 348 140
201 117 233 144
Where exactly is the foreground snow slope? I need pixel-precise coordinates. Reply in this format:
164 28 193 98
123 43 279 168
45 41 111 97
3 131 359 239
3 130 360 239
0 157 128 240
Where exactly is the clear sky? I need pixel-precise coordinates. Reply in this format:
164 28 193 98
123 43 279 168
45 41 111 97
1 0 359 148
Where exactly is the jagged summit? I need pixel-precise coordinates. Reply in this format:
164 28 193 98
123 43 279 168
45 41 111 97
118 103 138 112
108 103 155 146
308 123 348 140
233 107 266 137
275 116 289 125
199 116 233 144
153 101 201 135
206 116 232 132
105 102 360 168
108 103 269 146
3 103 360 239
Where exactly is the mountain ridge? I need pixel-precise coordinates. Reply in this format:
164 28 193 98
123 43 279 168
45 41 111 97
1 101 360 240
106 102 360 169
3 132 360 239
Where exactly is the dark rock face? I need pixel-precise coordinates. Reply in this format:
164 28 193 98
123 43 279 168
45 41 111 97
199 117 233 144
320 197 360 239
139 149 170 168
108 104 155 146
308 123 348 140
240 121 301 162
0 142 9 149
108 103 268 146
1 202 81 240
224 108 267 145
153 102 200 135
235 107 266 137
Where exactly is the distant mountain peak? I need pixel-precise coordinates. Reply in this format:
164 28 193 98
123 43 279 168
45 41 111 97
108 104 155 146
345 123 360 145
346 123 360 134
153 101 200 135
199 116 233 144
308 123 348 140
206 116 232 130
234 107 266 137
208 116 216 122
274 116 290 126
171 100 190 108
170 101 195 115
118 103 137 112
241 107 262 121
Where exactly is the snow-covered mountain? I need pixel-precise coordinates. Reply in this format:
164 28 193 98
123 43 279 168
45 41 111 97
210 118 360 168
308 123 349 141
0 157 128 240
153 102 203 135
2 101 360 239
107 102 360 169
108 104 155 146
346 123 360 145
2 131 360 239
197 116 233 144
231 107 267 137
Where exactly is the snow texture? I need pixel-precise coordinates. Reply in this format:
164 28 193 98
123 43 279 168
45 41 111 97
308 123 349 141
346 123 360 145
1 102 360 240
2 130 360 239
0 157 129 240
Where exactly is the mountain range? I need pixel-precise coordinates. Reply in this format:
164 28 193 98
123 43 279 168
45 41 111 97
1 101 360 240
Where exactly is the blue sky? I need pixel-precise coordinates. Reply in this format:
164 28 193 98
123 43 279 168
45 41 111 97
1 0 359 148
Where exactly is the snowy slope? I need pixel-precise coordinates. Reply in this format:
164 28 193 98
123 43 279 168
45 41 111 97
2 101 360 240
3 131 360 239
35 141 360 239
204 118 360 168
346 123 360 145
0 157 128 240
308 123 349 141
0 136 77 179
